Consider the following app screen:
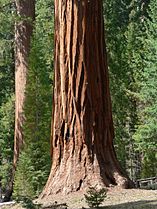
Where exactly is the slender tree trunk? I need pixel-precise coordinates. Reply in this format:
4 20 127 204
42 0 133 196
3 0 35 201
14 0 35 168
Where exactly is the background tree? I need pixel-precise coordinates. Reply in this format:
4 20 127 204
104 0 153 180
3 0 35 201
133 0 157 177
124 0 147 179
103 0 133 175
1 0 54 201
14 0 35 169
13 0 54 199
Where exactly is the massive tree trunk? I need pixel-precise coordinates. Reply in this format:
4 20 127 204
42 0 132 196
3 0 35 201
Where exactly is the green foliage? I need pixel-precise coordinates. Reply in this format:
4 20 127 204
133 0 157 178
17 196 42 209
36 0 54 77
103 0 157 180
0 0 15 104
0 95 14 191
13 0 54 198
104 0 139 178
122 0 147 179
0 0 15 194
13 35 52 198
13 151 35 199
84 187 107 208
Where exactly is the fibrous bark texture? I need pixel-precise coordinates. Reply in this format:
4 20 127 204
14 0 35 168
3 0 35 202
42 0 132 196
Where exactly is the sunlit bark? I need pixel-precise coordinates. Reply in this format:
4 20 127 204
42 0 133 196
3 0 35 201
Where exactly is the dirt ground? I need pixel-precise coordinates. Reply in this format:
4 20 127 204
1 188 157 209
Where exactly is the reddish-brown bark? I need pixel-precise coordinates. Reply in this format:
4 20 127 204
42 0 132 196
14 0 35 169
3 0 35 201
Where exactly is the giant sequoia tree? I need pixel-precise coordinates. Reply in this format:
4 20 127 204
42 0 132 196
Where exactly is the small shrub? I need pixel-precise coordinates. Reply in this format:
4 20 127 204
16 196 41 209
84 186 107 208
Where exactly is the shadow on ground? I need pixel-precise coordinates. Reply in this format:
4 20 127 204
43 200 157 209
78 200 157 209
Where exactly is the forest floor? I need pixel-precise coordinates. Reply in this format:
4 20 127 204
0 188 157 209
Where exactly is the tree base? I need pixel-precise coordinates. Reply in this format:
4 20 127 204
41 153 134 198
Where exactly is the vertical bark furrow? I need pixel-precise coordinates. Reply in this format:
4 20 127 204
41 0 132 197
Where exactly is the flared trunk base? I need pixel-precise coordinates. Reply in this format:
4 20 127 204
41 145 133 197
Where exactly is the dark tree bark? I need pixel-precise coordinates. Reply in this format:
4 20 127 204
42 0 133 196
3 0 35 201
